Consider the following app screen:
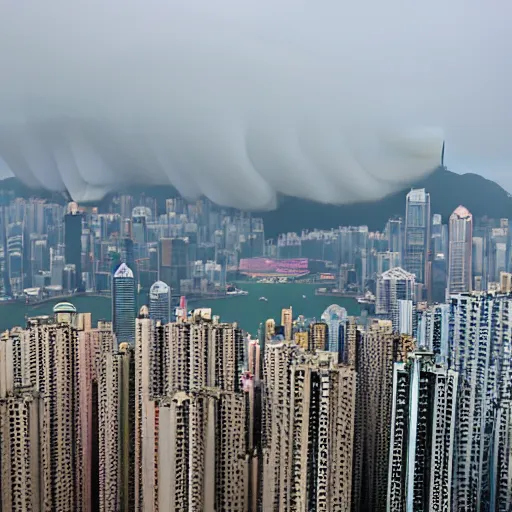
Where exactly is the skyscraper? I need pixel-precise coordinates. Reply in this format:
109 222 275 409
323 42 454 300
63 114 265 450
0 303 100 511
281 306 293 341
417 303 450 362
131 206 150 245
99 341 135 511
385 216 403 265
431 213 448 256
351 320 414 512
321 304 347 352
308 321 328 351
387 349 458 512
449 292 512 511
375 267 415 332
64 201 83 290
472 236 484 281
431 253 447 303
262 340 356 511
397 299 413 336
447 205 473 294
149 280 171 324
158 237 189 295
134 309 250 511
264 318 275 343
112 263 136 346
404 188 430 287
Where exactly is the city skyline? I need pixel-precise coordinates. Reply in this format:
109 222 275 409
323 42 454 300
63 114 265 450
1 184 512 511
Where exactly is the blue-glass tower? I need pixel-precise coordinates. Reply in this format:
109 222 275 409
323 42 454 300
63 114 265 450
112 262 136 346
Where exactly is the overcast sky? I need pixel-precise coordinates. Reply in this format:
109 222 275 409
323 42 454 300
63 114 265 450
0 0 510 207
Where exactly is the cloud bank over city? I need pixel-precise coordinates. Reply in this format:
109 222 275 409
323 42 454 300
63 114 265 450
0 0 509 208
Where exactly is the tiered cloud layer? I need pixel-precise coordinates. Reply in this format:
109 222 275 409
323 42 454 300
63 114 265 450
0 0 509 208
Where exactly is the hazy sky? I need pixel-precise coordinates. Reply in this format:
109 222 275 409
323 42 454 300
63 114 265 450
0 0 510 207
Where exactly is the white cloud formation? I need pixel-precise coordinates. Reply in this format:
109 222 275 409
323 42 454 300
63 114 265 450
0 0 509 207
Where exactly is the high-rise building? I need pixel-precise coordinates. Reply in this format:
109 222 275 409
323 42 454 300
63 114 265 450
449 292 512 511
112 262 136 346
149 280 171 324
431 213 448 257
404 188 430 286
397 299 413 336
119 195 134 224
158 237 189 295
472 235 484 281
281 306 293 341
385 217 403 264
352 320 414 512
0 201 10 297
376 267 415 331
321 304 347 352
264 318 275 343
387 349 458 512
64 201 83 290
98 341 135 511
262 340 356 511
494 242 507 283
0 388 41 511
417 303 450 362
376 251 401 275
431 253 447 303
308 321 328 351
0 303 105 511
51 252 65 286
244 335 262 512
131 206 150 245
293 330 309 349
447 206 473 295
134 308 250 511
500 271 512 293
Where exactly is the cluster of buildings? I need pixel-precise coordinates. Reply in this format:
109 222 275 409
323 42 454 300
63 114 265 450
1 187 512 510
1 283 512 511
0 186 509 306
0 196 266 299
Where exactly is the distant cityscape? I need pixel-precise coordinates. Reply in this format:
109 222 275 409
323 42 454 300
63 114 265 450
1 188 512 511
0 186 508 308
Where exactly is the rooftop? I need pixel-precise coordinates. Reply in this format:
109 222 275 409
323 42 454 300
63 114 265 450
381 266 416 280
114 262 134 279
53 302 77 314
406 188 428 203
149 280 170 296
451 205 472 219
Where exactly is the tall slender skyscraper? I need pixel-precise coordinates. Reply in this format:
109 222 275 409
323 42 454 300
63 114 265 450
447 205 473 295
112 263 136 346
431 213 448 256
281 306 293 341
64 201 83 290
404 189 430 287
385 216 404 265
149 280 171 324
387 349 458 512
